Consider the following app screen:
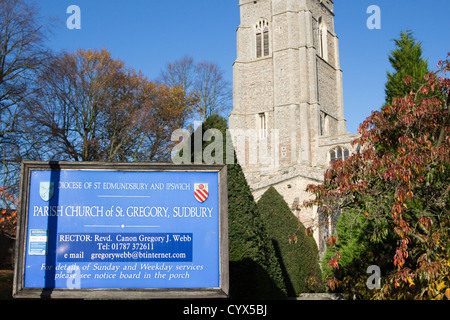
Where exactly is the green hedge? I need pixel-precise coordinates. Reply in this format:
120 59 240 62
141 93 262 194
257 187 324 296
227 163 287 299
194 115 287 299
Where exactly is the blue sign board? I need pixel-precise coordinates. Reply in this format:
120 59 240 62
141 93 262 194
14 162 228 299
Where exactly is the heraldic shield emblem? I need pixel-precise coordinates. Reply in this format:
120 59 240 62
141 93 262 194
194 183 209 203
39 182 54 202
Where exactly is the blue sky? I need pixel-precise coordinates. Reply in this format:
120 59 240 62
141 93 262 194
37 0 450 134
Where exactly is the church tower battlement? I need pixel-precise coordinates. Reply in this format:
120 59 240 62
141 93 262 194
229 0 358 252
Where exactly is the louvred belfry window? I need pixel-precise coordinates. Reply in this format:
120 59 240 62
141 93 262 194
256 30 262 58
318 16 328 61
263 27 269 56
256 19 270 58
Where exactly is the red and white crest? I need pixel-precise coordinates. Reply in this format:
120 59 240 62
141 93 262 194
194 183 209 203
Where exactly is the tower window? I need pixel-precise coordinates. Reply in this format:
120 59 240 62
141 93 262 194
319 111 329 136
256 31 262 58
318 17 328 61
344 148 350 160
329 147 349 163
259 112 267 139
263 27 269 56
256 20 270 58
330 150 336 162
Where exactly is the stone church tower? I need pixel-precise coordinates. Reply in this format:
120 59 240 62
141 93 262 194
229 0 357 252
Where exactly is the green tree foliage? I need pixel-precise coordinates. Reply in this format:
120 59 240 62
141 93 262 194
257 187 324 296
385 31 429 105
321 208 396 299
195 114 287 299
227 163 286 299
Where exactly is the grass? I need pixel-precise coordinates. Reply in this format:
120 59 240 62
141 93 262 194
0 270 13 300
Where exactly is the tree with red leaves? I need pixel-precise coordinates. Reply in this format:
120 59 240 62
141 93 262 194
0 187 17 239
306 54 450 300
